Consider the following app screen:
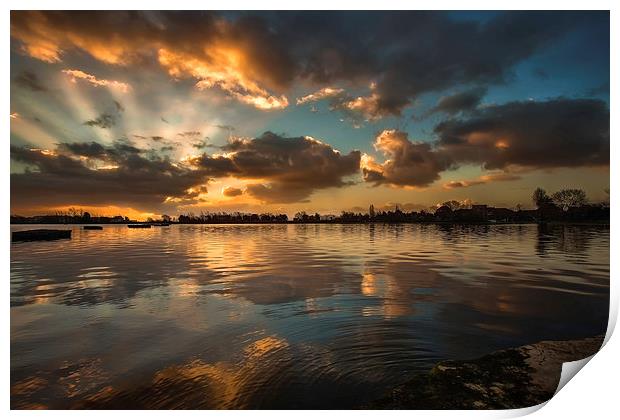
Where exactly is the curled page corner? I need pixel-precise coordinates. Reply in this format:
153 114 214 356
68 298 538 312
554 354 596 396
553 310 618 395
553 322 614 397
500 401 549 418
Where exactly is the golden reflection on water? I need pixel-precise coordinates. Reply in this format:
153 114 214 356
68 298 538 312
10 223 609 409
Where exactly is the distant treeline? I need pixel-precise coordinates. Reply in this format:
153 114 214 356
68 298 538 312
178 213 288 224
10 188 610 225
11 208 135 225
161 202 609 224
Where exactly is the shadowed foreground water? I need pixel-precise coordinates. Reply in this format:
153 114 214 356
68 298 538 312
10 223 609 409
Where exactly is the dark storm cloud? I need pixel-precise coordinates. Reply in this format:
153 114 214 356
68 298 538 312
428 87 487 116
57 141 108 158
187 154 239 177
14 70 47 92
11 131 363 208
10 141 210 209
11 10 606 117
191 131 361 203
282 11 602 117
363 98 609 188
435 98 609 170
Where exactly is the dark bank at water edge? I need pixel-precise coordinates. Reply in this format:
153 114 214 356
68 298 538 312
368 336 604 409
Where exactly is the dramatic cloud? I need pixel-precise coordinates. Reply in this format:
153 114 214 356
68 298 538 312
14 70 47 92
282 11 601 118
11 11 293 110
363 98 609 188
296 84 386 123
189 132 361 203
362 130 451 188
9 11 610 215
11 11 604 117
11 130 362 209
428 87 487 116
10 140 211 210
62 69 131 92
435 98 609 170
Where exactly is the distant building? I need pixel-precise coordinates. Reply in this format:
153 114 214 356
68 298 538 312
488 207 514 222
369 204 375 218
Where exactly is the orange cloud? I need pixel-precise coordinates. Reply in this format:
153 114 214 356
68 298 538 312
343 92 383 121
443 172 521 189
11 11 290 110
362 129 449 188
62 69 131 92
11 11 135 64
296 87 344 105
160 48 288 110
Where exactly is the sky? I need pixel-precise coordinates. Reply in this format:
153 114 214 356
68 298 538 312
10 11 610 220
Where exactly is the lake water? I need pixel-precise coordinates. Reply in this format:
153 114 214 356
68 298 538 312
10 223 609 409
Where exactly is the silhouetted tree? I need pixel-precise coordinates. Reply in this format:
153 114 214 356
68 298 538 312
532 187 552 208
441 200 463 211
551 189 587 210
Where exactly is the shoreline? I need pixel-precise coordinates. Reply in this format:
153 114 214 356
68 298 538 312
366 335 604 409
9 221 610 226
